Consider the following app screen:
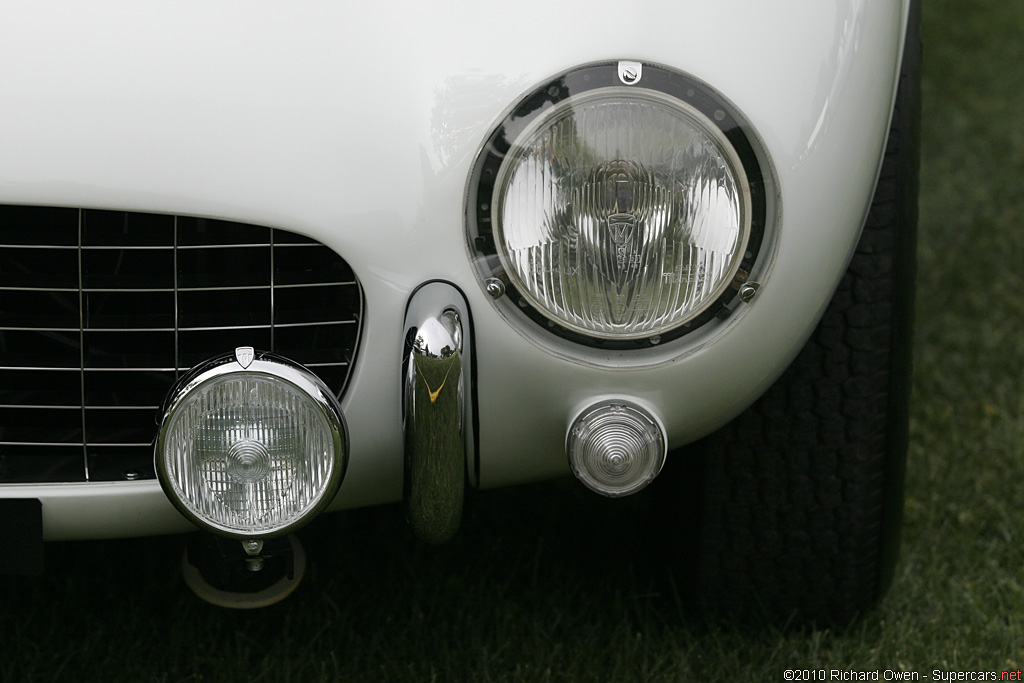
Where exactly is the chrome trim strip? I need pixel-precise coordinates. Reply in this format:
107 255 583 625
0 405 160 410
0 320 356 333
1 281 357 293
0 242 334 251
270 229 276 351
0 362 349 372
0 441 155 448
77 209 89 480
173 215 180 380
402 282 474 544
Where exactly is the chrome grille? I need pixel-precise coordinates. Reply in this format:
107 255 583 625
0 206 362 483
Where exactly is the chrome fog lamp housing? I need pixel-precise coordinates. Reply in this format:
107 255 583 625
155 348 347 538
467 61 776 349
567 400 666 497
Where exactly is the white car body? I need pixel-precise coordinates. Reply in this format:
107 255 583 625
0 0 911 540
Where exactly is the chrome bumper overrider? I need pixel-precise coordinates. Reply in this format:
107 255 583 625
402 283 475 544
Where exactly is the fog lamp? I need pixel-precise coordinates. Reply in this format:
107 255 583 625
567 400 666 497
155 348 346 538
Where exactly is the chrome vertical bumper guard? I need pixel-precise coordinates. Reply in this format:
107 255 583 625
402 282 475 544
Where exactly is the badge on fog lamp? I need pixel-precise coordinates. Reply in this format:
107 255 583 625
154 348 347 538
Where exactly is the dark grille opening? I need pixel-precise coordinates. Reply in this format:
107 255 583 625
0 207 362 484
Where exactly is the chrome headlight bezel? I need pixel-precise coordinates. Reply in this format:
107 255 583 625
466 60 779 355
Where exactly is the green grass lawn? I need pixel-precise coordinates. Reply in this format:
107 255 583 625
3 0 1023 680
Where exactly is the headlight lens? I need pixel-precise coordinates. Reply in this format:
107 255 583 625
155 351 346 538
468 62 774 349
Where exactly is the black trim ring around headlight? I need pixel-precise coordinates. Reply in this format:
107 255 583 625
154 348 347 539
466 60 777 351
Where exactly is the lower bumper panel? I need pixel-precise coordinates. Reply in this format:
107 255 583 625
0 498 43 575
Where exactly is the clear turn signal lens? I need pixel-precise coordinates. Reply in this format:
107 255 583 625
567 401 666 497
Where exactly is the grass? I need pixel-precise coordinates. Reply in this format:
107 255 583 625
3 0 1024 679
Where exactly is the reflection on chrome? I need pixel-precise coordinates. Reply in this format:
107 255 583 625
402 283 474 544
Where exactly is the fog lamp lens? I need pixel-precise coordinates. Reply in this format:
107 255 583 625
567 401 666 497
155 350 346 538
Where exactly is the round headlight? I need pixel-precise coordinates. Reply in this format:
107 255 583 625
468 61 775 350
155 349 346 538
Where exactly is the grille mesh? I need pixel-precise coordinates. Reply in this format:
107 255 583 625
0 206 361 483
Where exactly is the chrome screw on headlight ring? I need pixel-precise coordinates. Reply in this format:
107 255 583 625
154 347 347 539
467 60 777 350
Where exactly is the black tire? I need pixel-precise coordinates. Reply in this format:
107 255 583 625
665 4 920 624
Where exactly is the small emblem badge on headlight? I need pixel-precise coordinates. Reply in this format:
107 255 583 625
617 61 643 85
607 213 637 246
235 346 255 369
